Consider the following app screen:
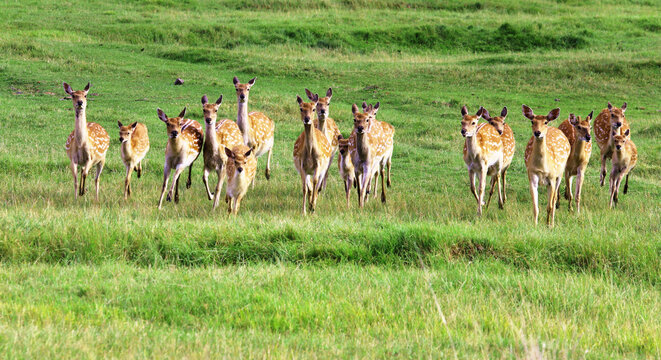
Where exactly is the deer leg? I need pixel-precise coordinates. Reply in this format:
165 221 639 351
497 174 504 209
186 164 193 189
70 161 78 199
355 172 362 208
468 170 478 202
546 180 555 227
158 164 171 209
614 172 626 206
94 160 104 202
203 166 213 200
136 161 142 178
624 173 630 194
265 148 272 180
359 167 370 208
233 194 243 215
321 152 334 192
301 173 309 215
310 175 320 213
168 166 185 204
345 178 352 208
529 174 540 225
124 164 133 200
80 163 92 197
575 169 584 214
501 168 508 204
600 152 608 187
476 168 487 216
552 177 561 226
485 176 497 210
212 168 226 210
386 155 392 188
174 177 180 203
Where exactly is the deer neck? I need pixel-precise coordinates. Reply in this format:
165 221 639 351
572 138 589 160
531 136 550 169
237 101 251 144
168 135 186 155
317 113 328 135
303 124 319 155
355 131 371 162
464 134 482 160
205 122 219 151
121 138 134 159
74 107 89 145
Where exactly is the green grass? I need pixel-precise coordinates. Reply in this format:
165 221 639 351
1 0 660 357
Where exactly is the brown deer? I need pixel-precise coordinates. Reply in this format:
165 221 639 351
609 129 637 208
201 94 244 209
349 104 392 207
460 106 504 215
63 82 110 201
558 111 593 213
233 76 275 183
118 121 149 199
306 88 341 191
594 102 630 186
156 107 203 209
481 107 515 208
362 102 395 199
522 105 570 226
337 135 355 208
293 94 333 214
224 145 257 215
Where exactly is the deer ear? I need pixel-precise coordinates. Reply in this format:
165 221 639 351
201 95 208 105
608 102 613 111
547 108 560 121
352 104 359 115
621 102 627 112
130 122 138 129
476 107 484 119
569 114 578 126
586 110 594 123
117 121 123 128
305 88 314 101
337 134 344 140
461 105 468 117
178 107 187 118
612 130 616 137
63 82 73 95
224 146 234 158
481 108 491 120
624 128 630 137
313 93 319 102
157 108 168 123
362 101 368 112
501 106 508 118
233 76 239 85
296 95 303 105
83 82 91 94
215 94 223 106
522 105 534 120
326 88 332 99
247 77 256 86
244 148 252 157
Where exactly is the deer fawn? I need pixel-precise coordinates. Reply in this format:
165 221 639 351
63 82 110 201
460 106 504 215
201 94 244 209
594 102 630 186
558 111 593 213
293 94 333 214
337 135 355 208
118 121 149 199
609 129 637 208
156 107 203 209
349 103 392 208
233 76 275 183
306 88 341 191
522 105 570 227
481 107 515 209
224 145 257 215
363 101 394 192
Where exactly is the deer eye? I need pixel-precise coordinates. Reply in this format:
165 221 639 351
472 122 476 125
544 121 548 124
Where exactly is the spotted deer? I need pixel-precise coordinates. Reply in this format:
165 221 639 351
460 106 504 215
233 76 275 182
362 102 395 198
522 105 570 227
293 94 333 214
594 102 630 186
609 129 637 209
201 94 244 209
306 88 341 191
118 121 150 199
224 145 257 215
337 135 355 208
349 103 392 207
156 107 203 209
481 107 515 209
63 82 110 201
558 111 593 213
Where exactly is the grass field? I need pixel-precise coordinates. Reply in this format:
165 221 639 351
1 0 660 358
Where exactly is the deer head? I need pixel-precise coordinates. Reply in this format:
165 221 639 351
522 105 560 139
233 76 256 104
201 94 223 125
158 107 187 139
460 105 484 137
607 102 627 130
352 104 373 135
63 82 90 111
612 128 631 151
297 94 318 126
482 107 508 135
117 121 138 144
569 111 593 142
224 146 253 174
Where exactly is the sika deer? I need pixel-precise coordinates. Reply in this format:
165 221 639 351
233 76 275 182
224 145 257 215
522 105 570 227
362 102 395 199
461 106 504 215
609 129 637 208
293 94 333 214
118 121 149 199
157 107 203 209
337 135 355 208
306 88 341 191
594 102 630 186
201 94 244 209
481 107 515 208
558 111 593 213
63 82 110 201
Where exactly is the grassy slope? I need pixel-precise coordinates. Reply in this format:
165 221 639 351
0 0 660 357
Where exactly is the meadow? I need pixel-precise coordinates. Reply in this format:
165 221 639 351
0 0 660 358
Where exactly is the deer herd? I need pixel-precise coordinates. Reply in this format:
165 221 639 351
61 79 637 226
